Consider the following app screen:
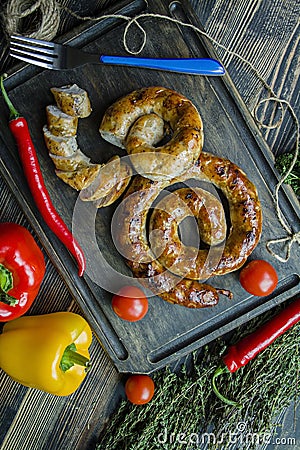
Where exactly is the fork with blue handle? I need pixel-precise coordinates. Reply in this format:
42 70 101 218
9 35 225 75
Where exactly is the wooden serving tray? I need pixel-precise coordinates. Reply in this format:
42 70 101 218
0 0 299 373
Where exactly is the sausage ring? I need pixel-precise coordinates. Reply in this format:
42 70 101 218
99 86 204 181
114 151 262 308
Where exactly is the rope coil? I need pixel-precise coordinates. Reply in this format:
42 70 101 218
4 0 60 40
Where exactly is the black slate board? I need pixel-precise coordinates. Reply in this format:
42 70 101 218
0 0 299 373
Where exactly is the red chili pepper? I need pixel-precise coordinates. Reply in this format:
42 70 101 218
0 222 46 321
0 75 85 276
212 297 300 407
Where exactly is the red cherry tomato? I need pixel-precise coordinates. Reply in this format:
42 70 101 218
111 286 148 322
125 374 155 405
239 259 278 296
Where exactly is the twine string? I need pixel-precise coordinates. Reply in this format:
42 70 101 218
4 4 299 262
4 0 60 40
8 0 43 18
266 232 300 263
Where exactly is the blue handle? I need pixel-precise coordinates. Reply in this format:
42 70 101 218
100 55 225 76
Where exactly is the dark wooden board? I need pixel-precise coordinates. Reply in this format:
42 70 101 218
0 0 299 373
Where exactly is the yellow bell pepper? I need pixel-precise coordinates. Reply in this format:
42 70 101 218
0 311 92 396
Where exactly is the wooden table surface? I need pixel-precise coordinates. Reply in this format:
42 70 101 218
0 1 299 449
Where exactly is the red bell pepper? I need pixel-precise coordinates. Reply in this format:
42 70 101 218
0 222 45 321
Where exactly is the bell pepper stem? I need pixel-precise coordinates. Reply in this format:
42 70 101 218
0 74 20 120
212 365 243 408
0 263 18 306
60 343 91 373
0 289 19 306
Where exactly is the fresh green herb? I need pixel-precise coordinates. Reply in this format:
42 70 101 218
96 308 299 450
275 151 300 196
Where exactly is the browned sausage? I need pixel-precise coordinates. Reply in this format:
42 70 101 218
44 86 131 204
99 86 204 181
51 84 92 118
114 151 262 308
149 187 227 280
80 155 132 205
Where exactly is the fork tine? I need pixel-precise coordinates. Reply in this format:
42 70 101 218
10 35 56 69
10 41 55 56
10 35 55 49
9 46 54 64
9 51 54 69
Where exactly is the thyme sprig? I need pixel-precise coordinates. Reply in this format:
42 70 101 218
275 150 300 197
97 308 299 450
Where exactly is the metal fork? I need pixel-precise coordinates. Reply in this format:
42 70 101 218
9 35 225 76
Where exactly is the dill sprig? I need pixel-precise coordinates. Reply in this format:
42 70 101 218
96 307 299 450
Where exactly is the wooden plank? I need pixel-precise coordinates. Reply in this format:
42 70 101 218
190 0 300 154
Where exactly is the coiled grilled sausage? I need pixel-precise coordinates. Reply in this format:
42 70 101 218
114 151 262 308
99 86 204 181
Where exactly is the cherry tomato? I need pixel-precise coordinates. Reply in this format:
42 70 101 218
111 286 148 322
125 374 155 405
239 259 278 296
